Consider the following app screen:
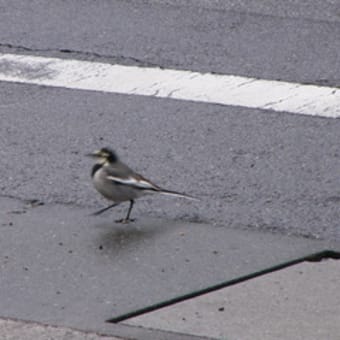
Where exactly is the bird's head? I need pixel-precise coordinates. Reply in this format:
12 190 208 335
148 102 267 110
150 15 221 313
86 147 118 164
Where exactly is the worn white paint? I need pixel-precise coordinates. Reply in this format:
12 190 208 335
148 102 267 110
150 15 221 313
0 53 339 118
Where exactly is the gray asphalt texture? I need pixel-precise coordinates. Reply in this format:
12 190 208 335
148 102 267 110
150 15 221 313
0 0 339 85
0 1 339 339
0 82 339 240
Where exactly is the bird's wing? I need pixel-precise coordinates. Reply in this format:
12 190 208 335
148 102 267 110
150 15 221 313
103 160 160 190
106 174 160 191
104 163 198 200
104 160 136 178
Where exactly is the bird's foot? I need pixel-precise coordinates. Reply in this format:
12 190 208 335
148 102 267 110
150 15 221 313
115 218 135 224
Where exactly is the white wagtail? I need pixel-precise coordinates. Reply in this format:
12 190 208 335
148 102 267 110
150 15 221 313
87 147 197 223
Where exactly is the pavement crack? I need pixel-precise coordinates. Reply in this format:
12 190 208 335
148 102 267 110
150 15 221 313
107 250 340 323
0 42 159 68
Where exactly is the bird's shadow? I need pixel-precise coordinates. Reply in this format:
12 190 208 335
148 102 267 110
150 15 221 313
93 218 180 256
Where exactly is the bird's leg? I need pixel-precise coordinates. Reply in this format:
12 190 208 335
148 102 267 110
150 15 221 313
115 200 135 224
125 200 134 220
92 203 119 216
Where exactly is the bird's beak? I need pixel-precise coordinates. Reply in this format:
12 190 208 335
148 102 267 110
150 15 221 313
85 152 98 158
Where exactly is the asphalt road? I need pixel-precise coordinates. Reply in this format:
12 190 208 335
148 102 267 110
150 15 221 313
0 1 339 338
0 0 339 84
0 0 339 240
0 80 339 240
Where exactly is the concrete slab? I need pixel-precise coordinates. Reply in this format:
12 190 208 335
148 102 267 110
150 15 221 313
0 318 119 340
0 196 338 337
127 260 340 340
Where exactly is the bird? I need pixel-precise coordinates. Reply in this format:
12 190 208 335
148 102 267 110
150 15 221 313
86 147 197 223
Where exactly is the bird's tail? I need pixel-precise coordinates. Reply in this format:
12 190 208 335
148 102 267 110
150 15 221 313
158 188 199 201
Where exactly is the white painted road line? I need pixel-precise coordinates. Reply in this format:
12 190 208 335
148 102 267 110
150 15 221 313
0 53 339 118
